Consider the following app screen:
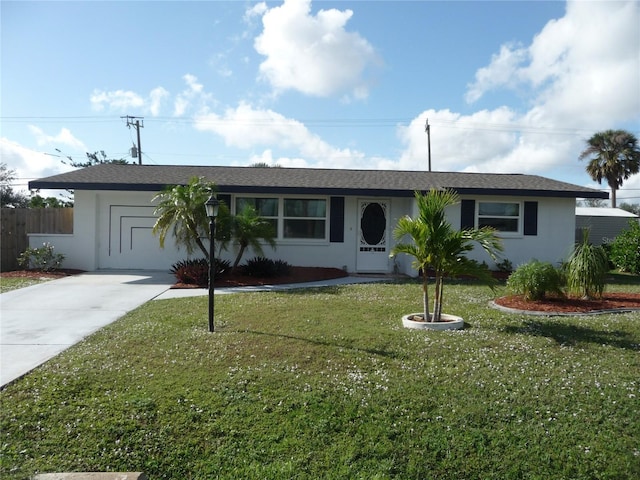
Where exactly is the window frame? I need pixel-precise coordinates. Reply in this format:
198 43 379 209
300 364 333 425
476 201 523 236
233 195 329 243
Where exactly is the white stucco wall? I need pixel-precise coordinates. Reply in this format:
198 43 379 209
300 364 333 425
30 190 576 274
461 196 576 269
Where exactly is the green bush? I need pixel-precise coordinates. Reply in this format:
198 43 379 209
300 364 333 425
243 257 292 277
609 220 640 274
565 230 608 299
495 258 513 272
506 260 565 301
17 243 64 272
170 258 231 285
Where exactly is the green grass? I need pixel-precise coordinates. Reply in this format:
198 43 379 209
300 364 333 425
1 279 639 479
0 276 51 293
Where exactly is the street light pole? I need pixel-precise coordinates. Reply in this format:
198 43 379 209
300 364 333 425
205 195 220 332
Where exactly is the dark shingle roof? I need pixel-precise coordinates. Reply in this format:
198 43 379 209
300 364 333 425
29 164 607 199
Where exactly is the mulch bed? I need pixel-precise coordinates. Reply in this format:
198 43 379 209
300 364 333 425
0 269 86 279
494 292 640 313
172 266 349 289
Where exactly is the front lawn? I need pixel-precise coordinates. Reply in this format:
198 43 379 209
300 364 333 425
1 280 639 479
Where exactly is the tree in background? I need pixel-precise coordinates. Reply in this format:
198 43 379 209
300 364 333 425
59 150 129 168
577 198 607 208
619 202 640 216
249 162 281 168
579 130 640 208
608 220 640 274
1 163 29 208
28 194 73 208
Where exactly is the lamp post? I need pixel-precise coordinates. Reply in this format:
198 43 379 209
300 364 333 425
205 195 220 332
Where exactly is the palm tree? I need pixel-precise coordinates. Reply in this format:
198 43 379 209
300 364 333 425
152 177 216 258
390 190 503 322
230 205 277 274
579 130 640 208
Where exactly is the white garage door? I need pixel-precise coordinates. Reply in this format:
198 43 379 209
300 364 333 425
98 204 179 270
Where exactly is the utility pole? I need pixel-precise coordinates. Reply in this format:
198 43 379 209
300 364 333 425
425 118 432 172
122 116 144 165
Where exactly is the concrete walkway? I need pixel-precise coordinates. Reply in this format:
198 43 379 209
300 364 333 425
1 271 174 387
155 274 386 299
1 271 387 388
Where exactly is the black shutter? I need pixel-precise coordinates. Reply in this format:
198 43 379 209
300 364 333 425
329 197 345 243
524 201 538 236
460 200 475 229
217 194 231 209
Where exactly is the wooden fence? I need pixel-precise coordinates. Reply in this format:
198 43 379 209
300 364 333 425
1 208 73 271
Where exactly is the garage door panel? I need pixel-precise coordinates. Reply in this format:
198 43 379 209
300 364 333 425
100 204 172 269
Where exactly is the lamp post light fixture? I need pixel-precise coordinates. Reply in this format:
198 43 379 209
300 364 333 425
205 194 220 332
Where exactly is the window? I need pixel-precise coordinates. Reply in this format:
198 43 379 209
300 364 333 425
478 202 520 233
234 197 328 240
283 199 326 239
236 197 278 232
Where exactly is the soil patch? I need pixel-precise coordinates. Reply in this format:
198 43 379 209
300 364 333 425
0 269 85 279
495 292 640 314
172 266 349 289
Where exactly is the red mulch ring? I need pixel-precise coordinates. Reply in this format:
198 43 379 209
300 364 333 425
171 266 349 289
495 292 640 314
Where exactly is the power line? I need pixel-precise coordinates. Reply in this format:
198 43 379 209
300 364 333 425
2 114 629 137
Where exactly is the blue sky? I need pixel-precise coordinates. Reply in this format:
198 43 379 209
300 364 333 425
2 0 639 203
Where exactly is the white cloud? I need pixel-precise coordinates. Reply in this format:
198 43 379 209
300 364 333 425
27 126 88 152
149 87 170 116
243 149 310 169
466 0 639 128
252 0 379 98
174 74 215 117
465 44 528 104
90 89 145 112
244 2 267 22
194 102 367 166
90 86 170 117
0 138 73 194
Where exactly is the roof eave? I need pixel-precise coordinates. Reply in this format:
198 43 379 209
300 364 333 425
29 180 608 200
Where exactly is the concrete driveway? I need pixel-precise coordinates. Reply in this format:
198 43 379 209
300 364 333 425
0 270 174 387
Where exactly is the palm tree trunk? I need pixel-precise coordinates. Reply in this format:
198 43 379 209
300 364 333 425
610 186 617 208
433 273 442 322
438 275 444 320
195 237 209 259
422 270 430 322
231 244 247 274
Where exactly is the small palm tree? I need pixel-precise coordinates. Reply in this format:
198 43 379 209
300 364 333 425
579 130 640 208
230 205 277 274
152 177 215 258
391 190 503 322
565 229 609 300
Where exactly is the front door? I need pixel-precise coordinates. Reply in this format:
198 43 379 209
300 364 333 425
356 200 389 273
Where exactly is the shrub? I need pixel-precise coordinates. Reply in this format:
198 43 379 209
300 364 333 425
17 243 65 272
170 258 231 286
243 257 291 278
495 258 513 272
608 220 640 274
506 260 565 301
565 229 609 299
